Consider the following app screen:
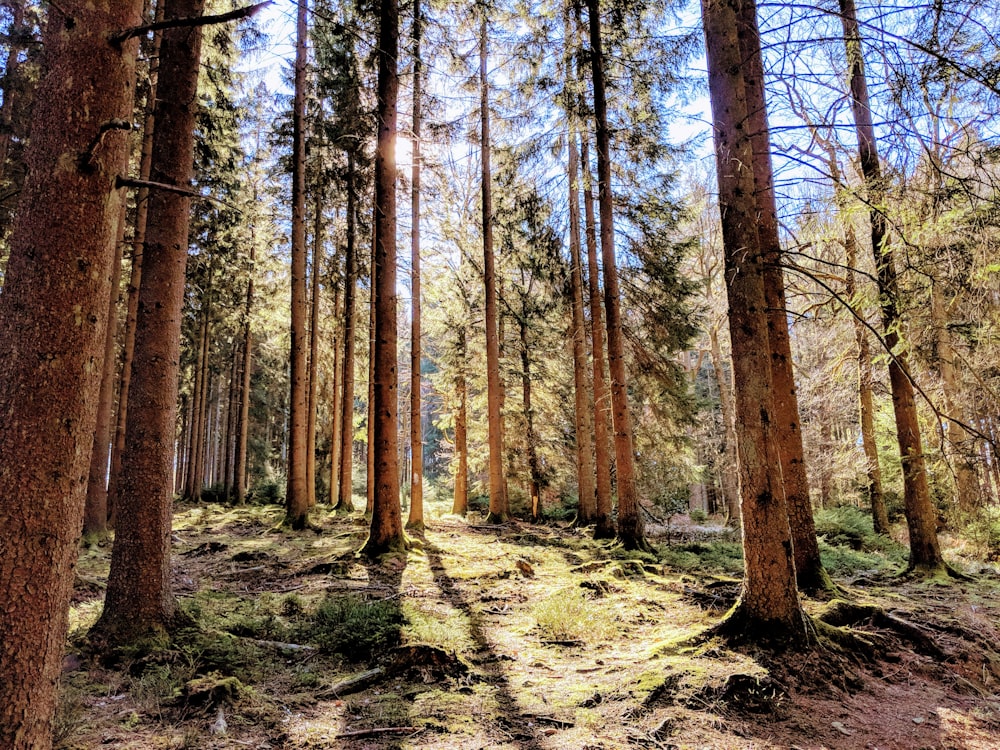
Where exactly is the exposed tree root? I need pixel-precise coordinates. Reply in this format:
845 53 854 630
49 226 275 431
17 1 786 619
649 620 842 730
900 561 974 582
816 599 947 659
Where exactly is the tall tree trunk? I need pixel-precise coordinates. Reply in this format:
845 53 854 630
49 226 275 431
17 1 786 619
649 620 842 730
708 324 740 526
286 0 310 528
186 296 211 501
222 340 240 501
337 156 358 512
565 2 596 525
362 0 406 556
581 136 614 537
84 206 128 536
0 2 142 743
702 0 808 645
109 12 165 525
837 176 890 534
367 238 376 516
328 255 344 506
307 190 323 508
234 241 255 504
453 325 469 516
931 282 980 512
520 318 543 520
480 11 508 523
407 0 425 531
839 0 946 573
0 0 23 184
735 8 830 595
586 0 645 549
95 0 206 644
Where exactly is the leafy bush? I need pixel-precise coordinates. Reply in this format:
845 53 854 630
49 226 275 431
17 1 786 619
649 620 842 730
689 509 708 524
309 594 402 661
964 507 1000 561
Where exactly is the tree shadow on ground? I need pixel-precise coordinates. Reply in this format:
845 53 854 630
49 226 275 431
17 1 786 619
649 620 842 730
423 541 547 750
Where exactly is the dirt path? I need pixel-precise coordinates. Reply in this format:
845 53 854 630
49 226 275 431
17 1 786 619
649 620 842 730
59 503 1000 749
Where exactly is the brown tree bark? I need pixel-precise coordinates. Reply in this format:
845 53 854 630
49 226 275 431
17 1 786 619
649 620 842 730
286 0 310 528
84 205 128 536
708 325 740 526
520 317 543 520
367 238 376 516
361 0 406 556
565 2 597 525
234 242 255 504
307 190 323 508
586 0 645 549
185 294 211 501
452 324 470 516
581 136 615 538
0 0 22 183
0 2 142 744
931 282 980 512
222 338 240 501
480 12 508 523
328 256 344 506
108 13 165 525
407 0 425 531
735 9 830 595
337 156 358 512
824 145 891 534
94 0 206 644
702 0 808 645
839 0 946 574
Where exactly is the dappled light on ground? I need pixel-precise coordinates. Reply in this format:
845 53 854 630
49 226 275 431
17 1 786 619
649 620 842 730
59 502 1000 749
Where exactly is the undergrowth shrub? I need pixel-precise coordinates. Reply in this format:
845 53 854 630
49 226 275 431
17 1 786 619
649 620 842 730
659 541 743 574
533 587 616 641
309 594 402 661
964 507 1000 561
813 505 907 575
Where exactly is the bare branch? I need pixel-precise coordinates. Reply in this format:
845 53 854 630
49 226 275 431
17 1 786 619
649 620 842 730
110 1 272 47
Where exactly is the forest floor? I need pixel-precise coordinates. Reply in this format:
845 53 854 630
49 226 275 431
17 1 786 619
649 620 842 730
58 497 1000 750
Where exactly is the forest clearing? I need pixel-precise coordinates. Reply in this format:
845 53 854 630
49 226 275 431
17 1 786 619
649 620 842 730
58 499 1000 750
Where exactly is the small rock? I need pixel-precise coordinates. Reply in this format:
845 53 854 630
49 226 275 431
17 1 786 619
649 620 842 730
831 721 854 736
210 707 227 736
912 716 925 724
516 559 535 577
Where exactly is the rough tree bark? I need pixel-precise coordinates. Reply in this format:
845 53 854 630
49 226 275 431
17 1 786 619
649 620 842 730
565 0 597 526
839 0 947 574
480 10 508 523
586 0 645 549
285 0 310 529
0 2 142 744
407 0 425 531
307 190 323 507
361 0 407 556
93 0 207 644
83 206 128 536
702 0 809 646
336 155 358 512
234 241 255 504
830 149 890 535
581 136 615 538
736 6 831 595
452 323 470 517
108 14 165 525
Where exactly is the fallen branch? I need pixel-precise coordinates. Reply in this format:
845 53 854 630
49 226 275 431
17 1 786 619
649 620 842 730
336 727 420 739
317 668 385 699
248 639 316 653
110 1 272 46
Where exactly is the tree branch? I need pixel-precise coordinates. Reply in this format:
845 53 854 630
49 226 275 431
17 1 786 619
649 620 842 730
110 1 272 47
